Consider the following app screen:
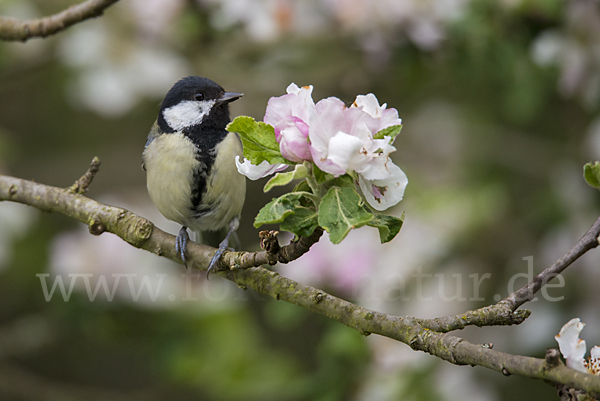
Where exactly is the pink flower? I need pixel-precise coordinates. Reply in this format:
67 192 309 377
308 97 353 176
238 83 408 211
307 93 407 211
264 83 315 162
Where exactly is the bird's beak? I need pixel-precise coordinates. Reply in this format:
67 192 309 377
217 92 243 105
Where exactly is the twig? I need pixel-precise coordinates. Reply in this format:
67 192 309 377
253 228 324 267
415 304 531 332
416 216 600 332
504 215 600 311
546 348 563 369
68 156 101 195
0 0 121 42
2 170 600 394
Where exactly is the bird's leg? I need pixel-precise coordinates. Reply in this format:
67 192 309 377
231 230 240 252
175 226 190 268
207 218 239 278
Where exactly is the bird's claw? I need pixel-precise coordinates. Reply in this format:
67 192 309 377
207 247 226 278
206 233 234 279
175 227 190 268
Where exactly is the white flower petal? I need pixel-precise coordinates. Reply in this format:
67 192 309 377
355 138 397 181
591 346 600 360
327 131 367 172
359 163 408 211
555 318 588 372
235 156 287 180
353 93 386 118
286 83 301 95
346 97 402 143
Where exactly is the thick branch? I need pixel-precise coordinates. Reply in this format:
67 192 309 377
2 171 600 394
225 267 600 394
0 172 319 271
0 0 120 42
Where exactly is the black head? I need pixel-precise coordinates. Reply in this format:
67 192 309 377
158 76 243 134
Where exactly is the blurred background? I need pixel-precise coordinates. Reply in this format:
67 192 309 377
1 0 600 399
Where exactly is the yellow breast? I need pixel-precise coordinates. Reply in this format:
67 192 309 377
143 131 246 232
143 132 198 226
197 132 246 231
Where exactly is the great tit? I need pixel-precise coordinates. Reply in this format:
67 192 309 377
142 76 246 275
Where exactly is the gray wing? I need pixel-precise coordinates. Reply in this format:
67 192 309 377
142 121 161 171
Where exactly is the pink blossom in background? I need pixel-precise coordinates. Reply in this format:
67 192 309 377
280 230 379 295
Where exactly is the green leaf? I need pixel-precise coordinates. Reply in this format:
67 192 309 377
318 186 373 244
313 165 333 184
584 162 600 189
254 193 305 228
293 180 311 193
280 206 319 237
367 212 404 243
264 164 308 192
374 124 403 142
227 116 289 165
332 174 355 188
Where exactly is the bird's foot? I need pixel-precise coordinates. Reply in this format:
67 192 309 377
206 218 240 279
207 232 234 279
175 226 190 268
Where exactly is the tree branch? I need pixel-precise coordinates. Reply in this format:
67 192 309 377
504 216 600 311
2 164 600 395
413 216 600 333
0 166 320 271
0 0 120 42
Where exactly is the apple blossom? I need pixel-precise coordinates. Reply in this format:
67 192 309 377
349 93 404 136
235 157 287 180
264 83 315 163
555 318 600 375
236 83 408 211
359 163 408 211
306 97 407 210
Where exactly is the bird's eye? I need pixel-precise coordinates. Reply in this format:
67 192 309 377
194 92 205 101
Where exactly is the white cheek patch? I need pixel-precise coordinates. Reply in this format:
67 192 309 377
162 99 216 131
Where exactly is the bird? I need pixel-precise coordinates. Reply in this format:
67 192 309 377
142 76 246 276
